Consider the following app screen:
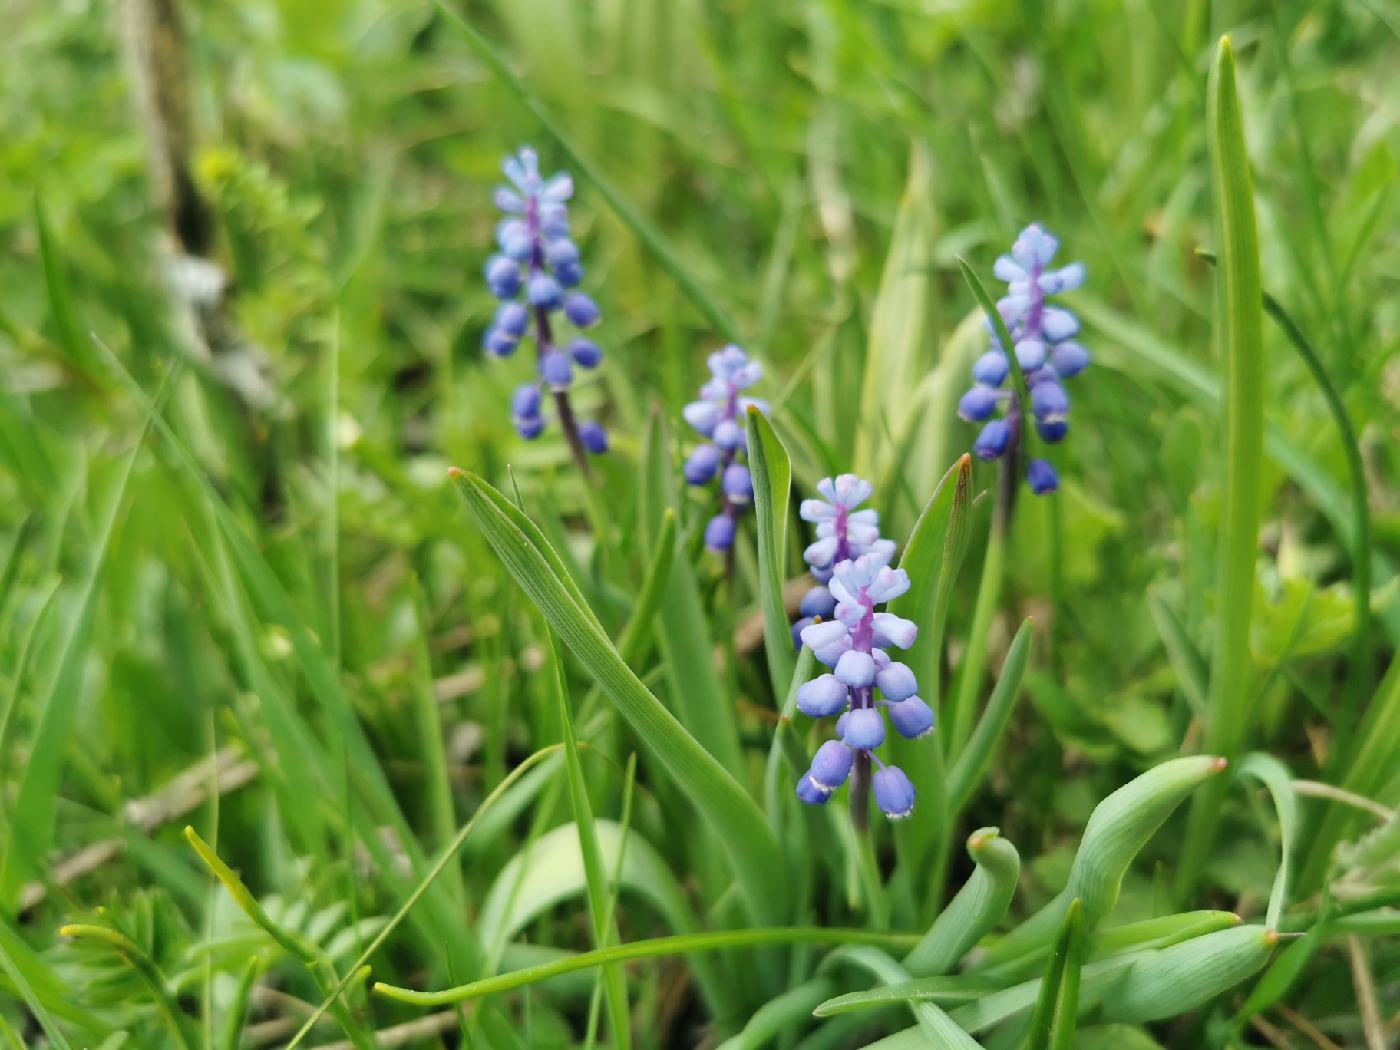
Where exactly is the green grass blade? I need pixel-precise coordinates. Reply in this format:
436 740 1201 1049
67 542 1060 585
34 196 101 383
827 945 986 1048
947 618 1034 814
0 376 166 911
1236 754 1297 930
429 0 740 342
746 407 796 703
0 922 77 1050
547 631 631 1050
284 745 564 1049
1177 35 1267 900
374 927 921 1006
451 469 788 923
1197 248 1373 758
1023 899 1082 1050
407 576 465 909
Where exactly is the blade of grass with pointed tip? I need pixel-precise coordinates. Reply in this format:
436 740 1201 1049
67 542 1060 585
451 469 787 923
1024 900 1083 1050
430 0 740 343
284 745 563 1050
639 413 742 774
746 407 796 703
824 945 986 1048
34 197 101 383
373 927 921 1007
948 618 1034 815
1179 36 1267 901
547 631 630 1050
0 373 167 911
1237 754 1296 930
889 455 973 883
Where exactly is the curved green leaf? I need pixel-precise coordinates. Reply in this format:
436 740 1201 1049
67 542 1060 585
452 469 787 922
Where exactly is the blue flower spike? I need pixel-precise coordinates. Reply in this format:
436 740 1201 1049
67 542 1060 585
792 505 934 821
683 345 767 552
959 224 1089 493
483 147 608 466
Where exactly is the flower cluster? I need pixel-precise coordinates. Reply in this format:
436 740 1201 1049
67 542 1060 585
792 478 933 820
682 346 767 551
957 224 1090 494
791 475 895 645
483 147 607 456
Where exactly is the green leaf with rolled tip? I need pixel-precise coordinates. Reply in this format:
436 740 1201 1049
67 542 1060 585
1178 34 1267 900
983 755 1228 965
451 469 786 923
948 619 1034 814
547 632 631 1050
905 828 1020 977
1237 753 1297 929
1099 925 1278 1023
429 1 740 344
827 945 986 1048
746 407 796 702
372 927 920 1006
1024 899 1084 1050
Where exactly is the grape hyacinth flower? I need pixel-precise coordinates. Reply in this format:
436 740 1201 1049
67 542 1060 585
794 546 934 823
483 147 607 471
682 345 767 552
958 224 1089 495
790 474 896 649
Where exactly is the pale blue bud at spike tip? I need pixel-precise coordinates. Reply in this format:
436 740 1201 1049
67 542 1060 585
482 147 608 454
958 224 1089 493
